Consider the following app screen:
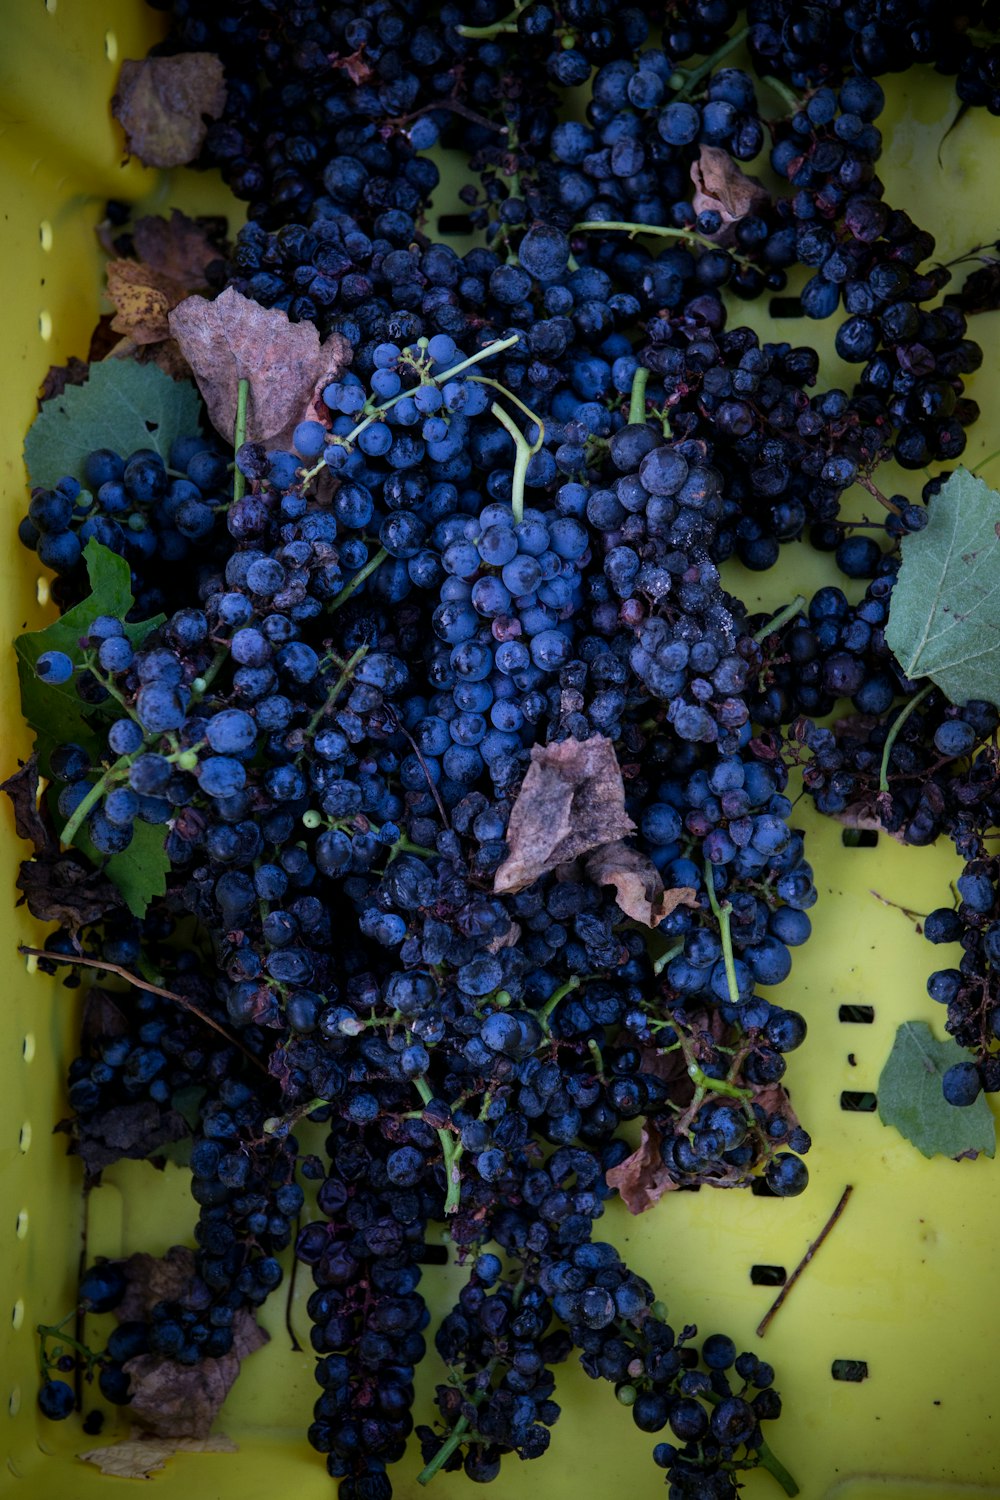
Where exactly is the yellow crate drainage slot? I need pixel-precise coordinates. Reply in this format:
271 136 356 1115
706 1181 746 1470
3 6 1000 1499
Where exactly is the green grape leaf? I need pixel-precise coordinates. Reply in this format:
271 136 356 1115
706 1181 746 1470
885 466 1000 707
877 1021 996 1159
24 359 201 488
14 540 163 773
73 819 170 919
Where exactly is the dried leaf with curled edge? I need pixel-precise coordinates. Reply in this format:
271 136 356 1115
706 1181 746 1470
106 260 180 344
691 146 770 244
585 840 698 927
79 1432 237 1478
112 55 226 169
605 1121 680 1213
123 1314 268 1440
493 735 635 894
169 288 351 445
132 211 226 286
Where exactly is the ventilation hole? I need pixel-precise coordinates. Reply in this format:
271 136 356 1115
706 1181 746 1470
38 221 52 252
676 1182 702 1192
7 1457 23 1476
750 1264 787 1286
38 311 52 342
104 29 118 61
17 1124 30 1155
7 1388 20 1418
751 1178 778 1197
35 576 50 607
21 1034 35 1062
43 0 57 11
839 1005 875 1023
841 827 878 847
831 1359 869 1382
768 296 803 317
14 1211 28 1240
840 1091 878 1112
438 213 473 234
11 1302 23 1331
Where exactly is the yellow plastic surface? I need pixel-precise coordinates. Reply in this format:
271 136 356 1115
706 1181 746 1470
3 6 1000 1497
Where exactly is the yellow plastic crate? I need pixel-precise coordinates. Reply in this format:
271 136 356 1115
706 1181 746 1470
3 6 1000 1498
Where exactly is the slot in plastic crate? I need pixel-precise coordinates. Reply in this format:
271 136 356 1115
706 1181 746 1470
3 6 1000 1497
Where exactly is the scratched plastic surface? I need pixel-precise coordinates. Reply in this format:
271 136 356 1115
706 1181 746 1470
2 5 1000 1496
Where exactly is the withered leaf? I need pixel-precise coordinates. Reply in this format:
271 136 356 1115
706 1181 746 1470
112 55 226 169
16 851 123 931
123 1312 269 1439
2 756 50 850
80 1433 237 1479
81 987 131 1045
106 260 180 345
133 211 226 286
38 356 89 408
118 1246 197 1323
584 840 698 928
691 146 770 245
752 1082 800 1131
494 735 635 895
69 1103 188 1182
169 288 351 446
605 1121 679 1213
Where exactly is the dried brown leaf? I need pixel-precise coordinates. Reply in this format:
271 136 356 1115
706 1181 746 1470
493 735 635 894
38 356 89 408
106 260 179 344
79 1432 237 1478
118 1247 197 1323
88 314 121 363
16 851 123 931
831 801 907 844
584 840 698 928
112 55 226 169
752 1082 800 1130
169 287 351 446
132 211 226 285
69 1103 188 1182
230 1307 269 1361
2 756 50 850
605 1121 680 1213
691 146 770 245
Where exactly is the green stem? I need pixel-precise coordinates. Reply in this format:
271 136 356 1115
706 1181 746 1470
757 1439 800 1498
489 403 534 525
572 220 754 267
761 75 802 112
191 647 228 701
879 681 933 793
232 377 250 504
753 595 806 645
327 547 389 613
456 0 531 36
703 860 741 1011
305 644 368 738
627 366 649 426
652 940 684 976
537 973 580 1030
414 1077 463 1214
439 333 520 379
675 25 751 98
60 756 131 847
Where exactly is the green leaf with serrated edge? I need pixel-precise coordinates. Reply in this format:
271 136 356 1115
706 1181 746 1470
73 820 170 919
885 466 1000 707
14 541 163 773
877 1020 996 1160
24 361 201 488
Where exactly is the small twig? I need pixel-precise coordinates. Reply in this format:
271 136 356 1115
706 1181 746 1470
879 681 934 791
869 890 927 927
18 947 267 1073
756 1185 854 1337
753 595 806 645
285 1217 303 1352
857 475 902 517
233 376 249 505
326 546 389 613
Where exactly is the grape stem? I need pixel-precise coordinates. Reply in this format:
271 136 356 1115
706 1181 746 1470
756 1184 854 1337
232 377 249 505
537 973 581 1031
674 24 752 99
304 643 369 738
327 546 389 612
627 366 649 426
703 860 742 1010
417 1280 525 1484
59 754 131 847
752 595 806 645
414 1077 463 1214
879 681 933 792
17 946 267 1072
572 221 754 268
475 377 545 524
